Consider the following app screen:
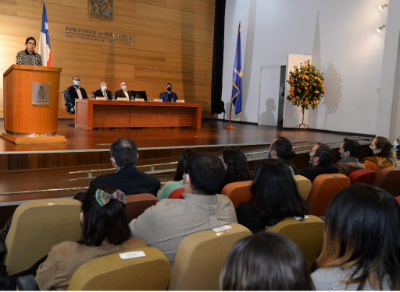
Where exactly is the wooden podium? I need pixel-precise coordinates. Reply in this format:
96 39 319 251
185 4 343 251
1 65 66 144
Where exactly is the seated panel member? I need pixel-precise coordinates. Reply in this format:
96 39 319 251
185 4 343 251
66 76 89 108
115 81 135 101
93 81 112 100
160 83 178 102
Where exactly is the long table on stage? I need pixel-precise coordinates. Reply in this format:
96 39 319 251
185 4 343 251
75 99 202 130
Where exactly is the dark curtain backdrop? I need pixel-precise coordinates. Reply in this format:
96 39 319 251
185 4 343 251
210 0 226 115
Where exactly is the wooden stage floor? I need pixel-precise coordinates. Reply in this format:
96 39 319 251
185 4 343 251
0 119 373 154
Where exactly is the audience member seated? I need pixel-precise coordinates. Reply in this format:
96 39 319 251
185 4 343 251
236 160 309 233
311 184 400 290
336 138 365 176
66 76 89 109
34 185 147 290
268 136 298 175
129 152 237 265
90 138 160 196
93 81 112 100
361 136 400 174
220 232 314 290
219 147 251 193
157 149 196 200
395 135 400 160
114 80 135 100
300 143 338 182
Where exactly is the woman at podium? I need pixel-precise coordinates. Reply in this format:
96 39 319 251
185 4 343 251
15 37 42 65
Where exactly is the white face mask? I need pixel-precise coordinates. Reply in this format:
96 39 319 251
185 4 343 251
183 174 189 187
394 141 399 149
102 86 107 91
121 86 126 91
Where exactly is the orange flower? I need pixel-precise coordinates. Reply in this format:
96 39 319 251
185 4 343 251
297 84 299 86
315 91 318 94
305 92 308 95
297 104 300 106
305 87 308 90
306 98 308 100
321 94 324 97
314 83 317 86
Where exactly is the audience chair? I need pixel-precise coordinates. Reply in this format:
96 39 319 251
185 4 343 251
63 90 74 114
4 199 82 275
266 215 324 269
348 168 376 185
125 193 158 222
68 247 170 290
373 168 400 197
307 174 350 216
168 223 252 290
293 175 312 200
395 195 400 206
168 188 184 199
221 181 252 208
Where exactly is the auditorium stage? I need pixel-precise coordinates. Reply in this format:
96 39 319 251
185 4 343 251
0 119 373 154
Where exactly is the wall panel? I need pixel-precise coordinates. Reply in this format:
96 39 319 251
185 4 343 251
0 0 215 118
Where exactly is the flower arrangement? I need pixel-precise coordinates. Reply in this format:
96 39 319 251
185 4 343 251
286 60 325 110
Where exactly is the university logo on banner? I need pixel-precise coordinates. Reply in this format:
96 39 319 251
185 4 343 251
89 0 113 20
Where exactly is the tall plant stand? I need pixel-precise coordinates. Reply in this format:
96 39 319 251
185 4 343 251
294 108 310 131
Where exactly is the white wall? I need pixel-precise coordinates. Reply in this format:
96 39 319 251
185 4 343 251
220 0 388 135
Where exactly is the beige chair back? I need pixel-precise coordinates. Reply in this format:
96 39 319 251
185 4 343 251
68 247 170 290
266 215 324 269
168 223 252 290
5 199 82 275
293 175 312 200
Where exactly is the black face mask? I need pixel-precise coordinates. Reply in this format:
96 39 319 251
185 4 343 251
366 147 375 157
167 87 172 92
337 151 342 160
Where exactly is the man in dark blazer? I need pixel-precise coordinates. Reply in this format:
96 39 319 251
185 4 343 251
66 76 89 108
90 138 160 196
93 81 112 100
160 83 178 102
115 81 135 100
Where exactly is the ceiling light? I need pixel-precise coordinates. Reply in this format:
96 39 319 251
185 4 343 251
379 4 388 10
377 24 386 33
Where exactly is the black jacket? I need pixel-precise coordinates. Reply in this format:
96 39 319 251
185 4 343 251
115 89 135 100
300 164 339 182
66 85 88 105
90 166 160 196
93 89 112 100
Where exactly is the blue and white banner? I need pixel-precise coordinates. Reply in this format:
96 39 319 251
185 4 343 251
38 1 52 67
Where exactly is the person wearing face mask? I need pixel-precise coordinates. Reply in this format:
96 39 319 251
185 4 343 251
114 81 135 101
361 136 399 174
299 143 339 182
66 76 89 112
93 81 112 100
336 138 365 176
160 83 178 102
16 37 42 65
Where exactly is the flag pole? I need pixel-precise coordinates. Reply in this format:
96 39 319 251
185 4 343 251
224 22 241 130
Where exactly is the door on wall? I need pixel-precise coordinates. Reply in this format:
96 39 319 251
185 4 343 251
258 66 281 126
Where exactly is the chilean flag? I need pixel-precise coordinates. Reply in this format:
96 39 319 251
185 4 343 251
38 1 52 67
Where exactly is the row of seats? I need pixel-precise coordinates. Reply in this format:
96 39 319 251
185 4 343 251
5 198 324 290
219 167 400 217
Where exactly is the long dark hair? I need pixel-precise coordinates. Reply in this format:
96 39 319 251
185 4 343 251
316 184 400 290
174 149 196 181
220 232 314 290
221 147 250 188
79 185 131 246
271 137 296 160
374 136 398 166
250 160 309 226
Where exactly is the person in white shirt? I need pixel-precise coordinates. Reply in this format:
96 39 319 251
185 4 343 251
66 76 89 112
115 81 134 100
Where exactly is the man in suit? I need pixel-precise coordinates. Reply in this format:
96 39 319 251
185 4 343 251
66 76 89 111
300 143 339 182
93 81 112 100
115 81 135 100
90 137 160 196
160 83 178 102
